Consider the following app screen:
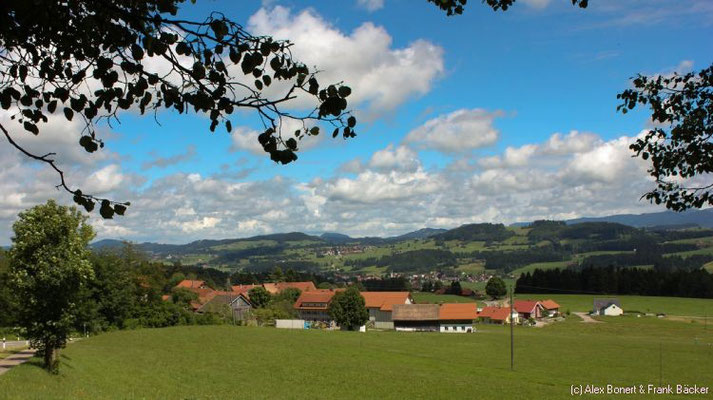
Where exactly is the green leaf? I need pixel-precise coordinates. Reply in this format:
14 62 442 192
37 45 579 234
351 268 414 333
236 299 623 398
114 204 126 216
63 107 74 121
338 86 352 98
99 201 114 219
23 122 39 135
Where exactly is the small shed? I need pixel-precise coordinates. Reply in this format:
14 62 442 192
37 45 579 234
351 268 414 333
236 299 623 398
593 298 623 316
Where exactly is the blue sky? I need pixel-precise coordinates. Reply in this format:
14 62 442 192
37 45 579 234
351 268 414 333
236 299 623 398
1 0 712 244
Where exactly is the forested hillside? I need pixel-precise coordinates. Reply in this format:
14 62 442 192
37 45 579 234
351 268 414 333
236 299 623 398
91 220 713 279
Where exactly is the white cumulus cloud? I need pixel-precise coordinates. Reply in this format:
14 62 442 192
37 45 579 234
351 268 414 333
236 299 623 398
405 109 503 154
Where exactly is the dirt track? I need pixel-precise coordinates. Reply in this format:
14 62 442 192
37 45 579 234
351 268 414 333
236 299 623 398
573 312 602 323
0 349 35 376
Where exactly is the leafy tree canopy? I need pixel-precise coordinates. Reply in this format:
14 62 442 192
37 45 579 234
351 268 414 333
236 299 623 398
485 276 507 299
8 200 95 371
328 286 368 331
619 67 713 210
0 0 356 217
248 286 271 308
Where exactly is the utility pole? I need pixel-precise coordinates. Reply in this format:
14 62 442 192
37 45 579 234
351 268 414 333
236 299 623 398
510 284 514 371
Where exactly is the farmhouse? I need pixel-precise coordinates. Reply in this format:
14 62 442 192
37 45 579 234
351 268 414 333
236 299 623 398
361 291 413 329
197 292 252 321
513 300 544 320
477 306 517 324
392 303 479 333
593 298 623 316
392 304 440 332
439 303 477 333
293 290 339 322
540 299 561 317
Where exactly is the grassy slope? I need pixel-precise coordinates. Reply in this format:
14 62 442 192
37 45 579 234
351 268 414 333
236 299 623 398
513 294 713 316
705 261 713 273
411 292 476 303
1 320 712 400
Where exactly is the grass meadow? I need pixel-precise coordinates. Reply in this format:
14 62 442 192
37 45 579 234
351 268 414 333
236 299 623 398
1 314 712 400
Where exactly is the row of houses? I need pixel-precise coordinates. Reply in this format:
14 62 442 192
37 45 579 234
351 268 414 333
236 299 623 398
292 289 565 332
172 279 319 319
172 281 624 332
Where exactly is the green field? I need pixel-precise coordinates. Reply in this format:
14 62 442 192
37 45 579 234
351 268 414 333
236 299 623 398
1 318 712 399
666 246 713 258
705 261 713 273
411 292 477 303
461 278 516 292
513 294 713 317
510 260 572 276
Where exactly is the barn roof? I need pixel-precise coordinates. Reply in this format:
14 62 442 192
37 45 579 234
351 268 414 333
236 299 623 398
392 304 440 321
361 292 412 311
439 303 478 320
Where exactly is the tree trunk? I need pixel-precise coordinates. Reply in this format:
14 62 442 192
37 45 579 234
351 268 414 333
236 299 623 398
43 342 59 372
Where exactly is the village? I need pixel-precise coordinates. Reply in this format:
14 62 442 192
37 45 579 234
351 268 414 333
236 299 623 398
171 279 625 333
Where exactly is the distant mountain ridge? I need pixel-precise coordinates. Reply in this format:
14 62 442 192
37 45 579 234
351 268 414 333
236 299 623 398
90 209 713 252
389 228 447 241
565 209 713 229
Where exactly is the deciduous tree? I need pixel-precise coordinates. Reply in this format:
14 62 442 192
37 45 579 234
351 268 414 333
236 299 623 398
485 276 507 299
248 286 271 308
8 200 95 372
328 286 368 331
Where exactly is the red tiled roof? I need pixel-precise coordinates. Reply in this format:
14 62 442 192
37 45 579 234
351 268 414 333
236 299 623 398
514 300 540 314
276 281 317 293
293 290 338 309
361 292 412 311
176 280 206 289
231 284 259 295
439 303 478 320
262 283 279 294
540 299 560 310
478 306 510 321
161 294 171 301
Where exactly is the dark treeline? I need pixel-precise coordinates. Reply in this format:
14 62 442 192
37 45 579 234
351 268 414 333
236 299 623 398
361 277 411 291
564 237 698 254
434 223 514 242
382 249 457 272
344 249 457 272
0 245 333 333
527 221 638 242
213 245 286 263
468 247 571 273
516 267 713 298
239 259 321 273
578 252 713 272
650 229 713 241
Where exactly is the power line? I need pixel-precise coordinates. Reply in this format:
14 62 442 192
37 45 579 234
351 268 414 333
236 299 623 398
510 284 514 372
